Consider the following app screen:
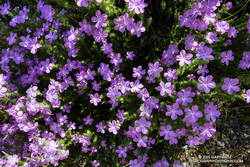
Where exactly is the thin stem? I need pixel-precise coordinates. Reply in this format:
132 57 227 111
223 0 249 20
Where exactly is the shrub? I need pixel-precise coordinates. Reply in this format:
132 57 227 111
0 0 249 166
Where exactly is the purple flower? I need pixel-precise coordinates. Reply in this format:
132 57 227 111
93 29 108 43
225 39 232 45
133 66 146 80
242 89 250 103
125 0 148 14
198 123 216 140
135 117 151 134
196 44 214 61
220 50 234 66
221 78 240 94
153 158 169 167
6 155 20 166
114 13 134 32
108 120 120 135
161 44 178 65
116 109 126 123
204 103 221 122
98 63 114 81
197 65 209 76
89 93 101 106
96 122 106 134
134 135 148 147
239 52 250 70
83 115 94 125
147 61 163 79
183 105 202 125
226 2 233 9
227 27 238 38
79 19 93 35
0 74 7 98
116 146 127 158
9 6 30 27
45 80 63 108
116 80 130 94
0 2 10 15
6 32 17 45
184 35 198 51
186 136 201 147
19 35 42 54
215 21 230 34
205 32 218 44
76 0 89 7
187 74 196 80
91 160 100 167
45 31 57 43
26 86 38 98
92 81 101 91
176 87 195 106
110 53 122 66
130 80 143 93
130 21 145 37
37 1 55 22
159 125 178 144
137 88 150 101
101 42 113 55
197 75 216 93
165 103 183 120
156 81 175 96
91 10 107 29
126 51 136 60
164 68 178 81
176 50 193 66
0 85 7 98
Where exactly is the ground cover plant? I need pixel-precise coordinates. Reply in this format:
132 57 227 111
0 0 249 166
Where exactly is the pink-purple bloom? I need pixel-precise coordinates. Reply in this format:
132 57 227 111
204 103 221 122
133 66 146 80
91 10 107 29
164 68 178 81
108 120 120 135
76 0 90 7
9 6 30 27
130 21 146 37
205 32 218 44
89 93 101 106
135 117 151 134
156 81 175 96
37 1 55 22
242 89 250 103
220 50 234 66
0 2 10 15
197 75 216 93
221 78 240 95
183 105 203 125
114 13 134 32
176 50 193 66
197 65 209 76
165 103 183 120
196 44 214 61
176 87 195 106
147 61 163 79
125 0 148 14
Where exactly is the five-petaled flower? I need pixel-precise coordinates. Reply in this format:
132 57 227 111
221 78 240 95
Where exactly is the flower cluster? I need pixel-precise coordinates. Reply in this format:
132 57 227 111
114 13 146 36
0 0 249 166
